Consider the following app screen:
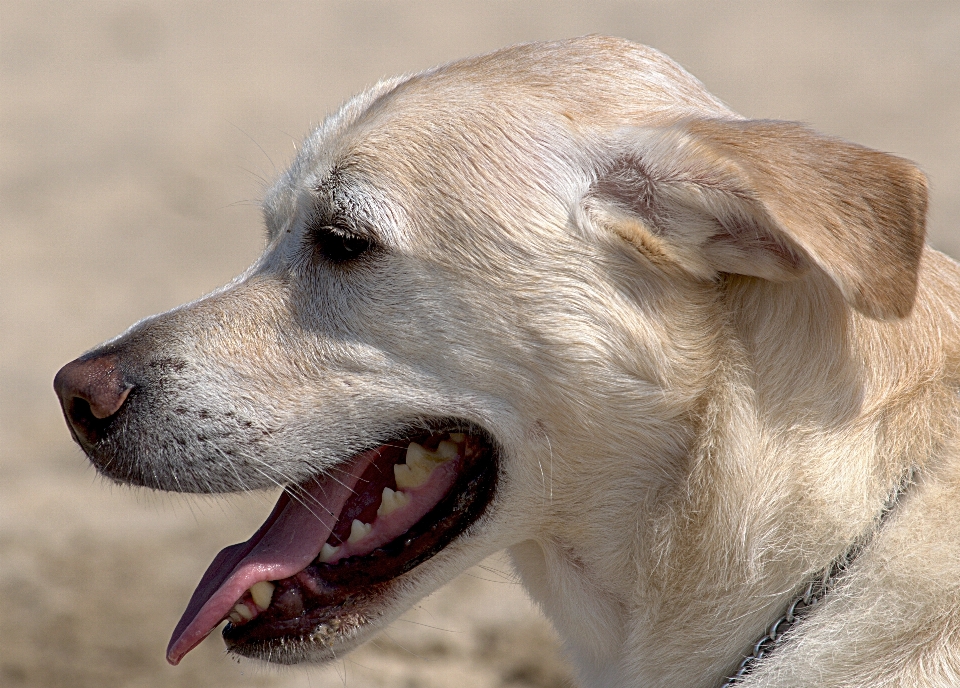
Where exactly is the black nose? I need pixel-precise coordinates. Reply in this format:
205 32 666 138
54 353 132 447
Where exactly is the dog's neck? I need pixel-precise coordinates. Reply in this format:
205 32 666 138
720 474 909 686
511 273 951 687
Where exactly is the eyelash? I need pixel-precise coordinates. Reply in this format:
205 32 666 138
306 223 373 264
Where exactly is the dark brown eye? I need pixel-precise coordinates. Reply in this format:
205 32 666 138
308 224 372 264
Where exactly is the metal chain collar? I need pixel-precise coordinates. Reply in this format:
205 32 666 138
720 548 858 686
720 478 907 686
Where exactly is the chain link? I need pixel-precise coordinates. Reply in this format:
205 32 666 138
719 475 909 686
720 555 850 686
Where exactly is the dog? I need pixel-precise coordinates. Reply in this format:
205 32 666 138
54 36 960 687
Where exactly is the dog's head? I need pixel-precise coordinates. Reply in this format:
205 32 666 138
53 36 926 669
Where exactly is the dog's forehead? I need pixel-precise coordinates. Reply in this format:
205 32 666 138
263 37 732 243
376 36 730 128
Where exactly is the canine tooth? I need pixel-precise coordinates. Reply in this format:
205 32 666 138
377 487 410 516
318 542 340 563
348 519 372 544
394 461 432 489
228 610 243 624
250 581 275 610
448 432 465 443
233 602 254 621
435 440 459 461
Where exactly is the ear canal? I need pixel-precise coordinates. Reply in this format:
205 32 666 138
590 119 928 320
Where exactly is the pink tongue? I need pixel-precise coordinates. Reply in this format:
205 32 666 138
166 451 377 665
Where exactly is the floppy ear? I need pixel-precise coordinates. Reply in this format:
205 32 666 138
587 119 928 319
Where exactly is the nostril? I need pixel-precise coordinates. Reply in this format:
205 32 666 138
63 395 103 444
54 353 133 446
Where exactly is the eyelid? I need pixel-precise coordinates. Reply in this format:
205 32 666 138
313 222 374 247
315 222 349 236
309 214 373 241
303 218 377 265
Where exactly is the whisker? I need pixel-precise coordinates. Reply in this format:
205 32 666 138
544 430 555 503
395 618 458 633
463 571 517 585
378 630 428 661
228 454 338 523
344 650 378 673
315 471 360 498
225 118 277 173
278 480 337 520
478 563 518 580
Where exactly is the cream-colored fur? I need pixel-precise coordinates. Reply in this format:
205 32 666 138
60 37 960 686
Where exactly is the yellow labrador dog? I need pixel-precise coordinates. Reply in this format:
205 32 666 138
54 36 960 687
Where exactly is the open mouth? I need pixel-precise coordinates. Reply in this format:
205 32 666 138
166 422 498 665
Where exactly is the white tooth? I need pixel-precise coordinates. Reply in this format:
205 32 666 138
405 442 437 470
377 487 410 516
448 432 465 443
394 462 432 489
228 611 243 624
348 519 372 544
233 602 254 621
250 581 275 610
435 440 458 461
378 487 397 516
318 542 340 563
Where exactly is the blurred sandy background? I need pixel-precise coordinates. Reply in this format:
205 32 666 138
2 2 958 687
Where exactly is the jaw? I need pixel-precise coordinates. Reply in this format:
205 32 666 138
509 538 631 685
166 421 500 665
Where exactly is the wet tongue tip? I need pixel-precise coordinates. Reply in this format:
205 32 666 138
167 634 200 666
165 538 266 666
165 450 381 664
